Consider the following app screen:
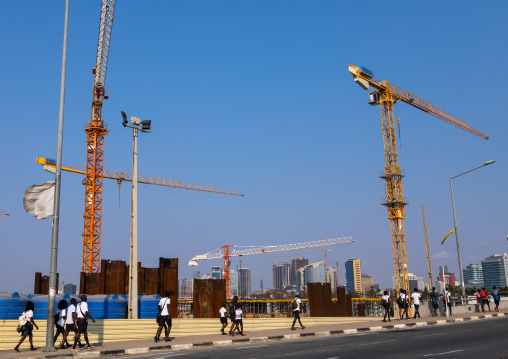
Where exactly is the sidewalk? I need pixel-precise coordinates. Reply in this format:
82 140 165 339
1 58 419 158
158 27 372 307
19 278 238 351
2 309 506 359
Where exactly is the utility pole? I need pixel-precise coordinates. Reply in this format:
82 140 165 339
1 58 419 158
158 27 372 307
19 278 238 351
422 205 433 289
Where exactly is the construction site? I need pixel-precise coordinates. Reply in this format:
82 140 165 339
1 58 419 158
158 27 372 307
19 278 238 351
0 0 505 357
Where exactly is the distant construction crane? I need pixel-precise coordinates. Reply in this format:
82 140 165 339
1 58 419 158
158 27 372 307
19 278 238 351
83 0 116 274
189 236 354 298
0 211 10 216
348 64 488 297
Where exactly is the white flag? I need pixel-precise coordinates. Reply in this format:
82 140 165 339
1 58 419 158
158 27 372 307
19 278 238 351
23 181 55 220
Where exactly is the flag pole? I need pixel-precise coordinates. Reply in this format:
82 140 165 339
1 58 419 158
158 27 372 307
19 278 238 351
45 0 69 351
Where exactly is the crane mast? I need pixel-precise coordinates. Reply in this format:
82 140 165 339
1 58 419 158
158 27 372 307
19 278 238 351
348 64 488 299
82 0 116 273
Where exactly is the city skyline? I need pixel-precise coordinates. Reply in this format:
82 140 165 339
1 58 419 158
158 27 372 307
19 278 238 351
1 1 506 294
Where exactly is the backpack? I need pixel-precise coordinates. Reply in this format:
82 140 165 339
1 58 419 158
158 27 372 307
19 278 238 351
54 310 60 324
291 300 298 310
229 304 236 316
18 312 28 327
396 294 404 305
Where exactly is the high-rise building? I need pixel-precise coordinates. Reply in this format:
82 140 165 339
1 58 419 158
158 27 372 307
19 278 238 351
361 274 373 295
63 283 76 295
463 264 484 288
272 262 292 290
304 262 326 284
296 267 306 291
393 273 425 292
179 277 192 298
192 271 201 279
211 266 222 280
230 270 238 296
345 259 362 294
482 254 508 289
291 258 308 287
238 268 251 298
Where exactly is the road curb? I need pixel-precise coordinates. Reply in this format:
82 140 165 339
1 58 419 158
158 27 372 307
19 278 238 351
16 313 506 358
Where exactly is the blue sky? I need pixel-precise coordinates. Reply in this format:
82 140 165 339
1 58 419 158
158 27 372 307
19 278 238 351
0 1 506 294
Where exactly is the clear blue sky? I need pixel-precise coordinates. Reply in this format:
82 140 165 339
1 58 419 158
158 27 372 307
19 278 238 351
1 1 506 294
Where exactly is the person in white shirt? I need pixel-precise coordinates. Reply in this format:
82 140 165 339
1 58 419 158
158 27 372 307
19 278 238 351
53 299 68 349
381 291 391 322
411 288 422 319
291 292 305 330
397 289 410 320
63 298 82 348
219 303 228 335
72 295 95 351
155 291 172 342
14 301 39 352
444 287 452 316
230 303 245 336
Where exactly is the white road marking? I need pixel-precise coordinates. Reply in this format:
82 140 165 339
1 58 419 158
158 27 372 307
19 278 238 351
423 349 464 356
235 344 268 350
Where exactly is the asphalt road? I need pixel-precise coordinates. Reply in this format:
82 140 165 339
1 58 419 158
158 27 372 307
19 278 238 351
124 317 508 359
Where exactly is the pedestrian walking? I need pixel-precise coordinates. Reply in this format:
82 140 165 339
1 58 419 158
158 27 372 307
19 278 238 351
155 291 172 342
63 298 82 348
429 287 439 317
481 287 491 312
381 291 391 322
219 303 228 335
492 286 500 312
230 303 246 337
72 295 95 351
411 288 421 319
290 292 305 330
54 299 67 348
14 301 38 352
444 287 452 316
228 296 237 335
397 289 409 320
475 290 482 312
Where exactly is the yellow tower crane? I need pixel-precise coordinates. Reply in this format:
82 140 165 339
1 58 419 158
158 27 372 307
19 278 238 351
348 64 488 298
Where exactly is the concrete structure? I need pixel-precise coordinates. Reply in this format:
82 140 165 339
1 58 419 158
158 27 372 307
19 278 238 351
211 266 222 280
482 254 508 289
463 264 483 288
345 259 362 294
238 268 251 297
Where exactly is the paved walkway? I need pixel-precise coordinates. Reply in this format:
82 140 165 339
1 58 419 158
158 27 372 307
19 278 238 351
3 310 506 359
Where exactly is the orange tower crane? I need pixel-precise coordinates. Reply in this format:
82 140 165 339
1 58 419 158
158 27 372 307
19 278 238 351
82 0 116 273
189 236 354 299
348 64 488 298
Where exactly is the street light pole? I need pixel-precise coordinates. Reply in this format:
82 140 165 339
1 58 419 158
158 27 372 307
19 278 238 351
121 112 151 319
129 127 138 319
450 160 495 302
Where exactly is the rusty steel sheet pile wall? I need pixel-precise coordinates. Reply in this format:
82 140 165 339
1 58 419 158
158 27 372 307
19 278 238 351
79 257 178 315
159 257 178 318
34 272 60 294
307 282 332 317
336 286 353 316
193 279 226 318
